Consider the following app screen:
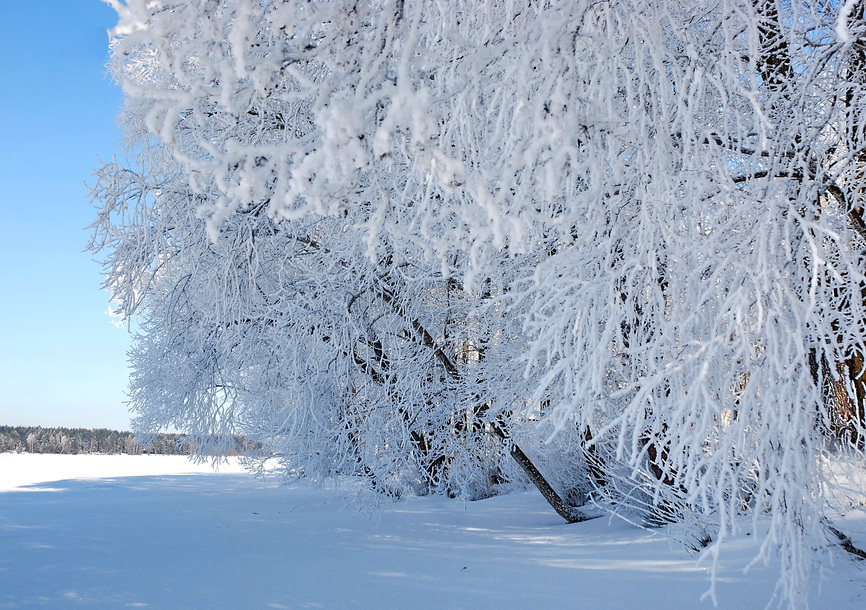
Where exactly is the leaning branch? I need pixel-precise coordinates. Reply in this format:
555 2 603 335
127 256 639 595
375 278 595 523
828 525 866 560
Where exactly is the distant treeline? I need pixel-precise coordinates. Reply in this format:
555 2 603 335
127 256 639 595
0 425 257 456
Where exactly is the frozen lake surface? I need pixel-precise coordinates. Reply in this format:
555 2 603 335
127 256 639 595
1 454 864 608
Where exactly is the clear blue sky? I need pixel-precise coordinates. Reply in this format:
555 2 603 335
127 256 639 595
0 1 133 430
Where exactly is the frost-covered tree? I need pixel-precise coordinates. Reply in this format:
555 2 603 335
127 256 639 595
92 0 866 605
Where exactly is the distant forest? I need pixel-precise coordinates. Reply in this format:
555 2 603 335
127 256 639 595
0 425 256 456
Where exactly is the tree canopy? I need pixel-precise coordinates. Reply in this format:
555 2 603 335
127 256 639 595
91 1 866 605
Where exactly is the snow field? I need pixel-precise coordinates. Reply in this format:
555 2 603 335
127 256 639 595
1 454 865 608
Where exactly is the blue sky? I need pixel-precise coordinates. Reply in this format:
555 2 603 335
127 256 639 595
0 1 133 430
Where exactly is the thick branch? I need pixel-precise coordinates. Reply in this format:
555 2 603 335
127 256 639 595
828 525 866 559
375 278 590 521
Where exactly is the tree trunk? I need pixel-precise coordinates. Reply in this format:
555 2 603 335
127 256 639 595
508 442 595 523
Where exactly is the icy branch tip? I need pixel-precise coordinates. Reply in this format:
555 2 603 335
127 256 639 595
836 0 861 43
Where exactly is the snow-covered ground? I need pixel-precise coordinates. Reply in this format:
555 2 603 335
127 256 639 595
0 454 864 609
